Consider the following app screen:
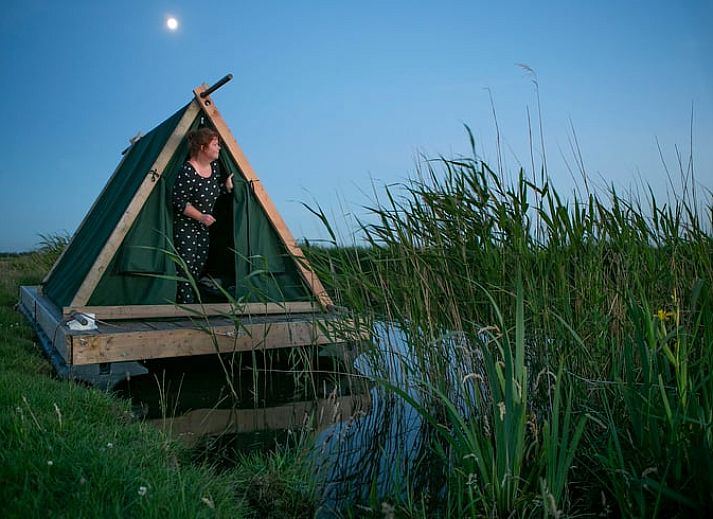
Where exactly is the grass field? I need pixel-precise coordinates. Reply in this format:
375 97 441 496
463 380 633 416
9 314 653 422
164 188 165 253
0 248 317 518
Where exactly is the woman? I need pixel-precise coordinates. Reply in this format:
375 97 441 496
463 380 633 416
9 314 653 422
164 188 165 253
172 127 233 304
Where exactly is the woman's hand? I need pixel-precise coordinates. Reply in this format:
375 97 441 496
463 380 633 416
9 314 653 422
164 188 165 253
225 173 234 193
200 213 216 226
183 203 215 226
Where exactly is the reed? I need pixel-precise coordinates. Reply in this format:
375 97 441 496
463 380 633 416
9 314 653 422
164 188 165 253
304 142 712 516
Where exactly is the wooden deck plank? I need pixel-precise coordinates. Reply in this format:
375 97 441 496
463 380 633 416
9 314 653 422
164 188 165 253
62 301 321 320
70 318 340 365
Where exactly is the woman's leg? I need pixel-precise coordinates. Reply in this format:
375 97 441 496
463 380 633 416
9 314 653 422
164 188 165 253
174 219 201 304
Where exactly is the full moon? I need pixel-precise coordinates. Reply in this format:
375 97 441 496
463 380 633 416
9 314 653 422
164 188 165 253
166 17 178 31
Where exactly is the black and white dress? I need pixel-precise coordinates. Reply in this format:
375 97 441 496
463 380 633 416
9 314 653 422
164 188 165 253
172 161 222 304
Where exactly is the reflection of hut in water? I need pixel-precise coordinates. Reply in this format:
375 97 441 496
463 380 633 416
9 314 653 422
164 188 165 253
146 393 371 448
17 75 361 389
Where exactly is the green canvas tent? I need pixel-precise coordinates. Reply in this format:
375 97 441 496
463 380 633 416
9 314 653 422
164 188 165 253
42 79 332 320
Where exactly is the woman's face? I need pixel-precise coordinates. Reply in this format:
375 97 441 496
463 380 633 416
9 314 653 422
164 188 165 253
203 138 221 161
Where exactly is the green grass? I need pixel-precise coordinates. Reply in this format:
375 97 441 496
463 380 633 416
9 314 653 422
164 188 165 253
0 373 247 518
0 252 318 518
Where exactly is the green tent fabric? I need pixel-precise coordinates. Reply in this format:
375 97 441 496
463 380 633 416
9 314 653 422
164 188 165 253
220 150 308 302
43 105 189 307
43 102 312 308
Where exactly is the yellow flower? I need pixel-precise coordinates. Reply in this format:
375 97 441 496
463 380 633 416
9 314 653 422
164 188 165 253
655 309 675 321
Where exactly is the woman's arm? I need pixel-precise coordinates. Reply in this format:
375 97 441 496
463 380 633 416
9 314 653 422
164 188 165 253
183 203 216 226
172 165 216 226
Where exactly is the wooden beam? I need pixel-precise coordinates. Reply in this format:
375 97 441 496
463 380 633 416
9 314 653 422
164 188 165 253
70 318 339 365
70 100 202 307
62 301 321 320
192 85 333 309
19 286 71 363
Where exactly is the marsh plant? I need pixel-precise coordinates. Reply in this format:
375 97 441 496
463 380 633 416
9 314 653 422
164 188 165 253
304 140 712 516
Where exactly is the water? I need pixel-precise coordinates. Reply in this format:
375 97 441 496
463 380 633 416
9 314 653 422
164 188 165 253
313 323 489 516
116 322 489 516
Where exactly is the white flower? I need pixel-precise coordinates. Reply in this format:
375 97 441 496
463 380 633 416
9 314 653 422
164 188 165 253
106 442 113 449
47 460 53 466
138 486 148 497
498 401 506 421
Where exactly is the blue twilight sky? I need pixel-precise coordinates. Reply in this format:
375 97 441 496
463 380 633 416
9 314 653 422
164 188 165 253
1 0 711 252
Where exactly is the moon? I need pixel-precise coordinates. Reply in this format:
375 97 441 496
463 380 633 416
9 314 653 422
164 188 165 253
166 16 179 31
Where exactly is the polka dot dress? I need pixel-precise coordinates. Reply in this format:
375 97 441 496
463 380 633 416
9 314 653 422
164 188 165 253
172 161 222 304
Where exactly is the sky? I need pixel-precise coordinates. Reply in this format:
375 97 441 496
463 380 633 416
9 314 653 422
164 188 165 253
1 0 711 252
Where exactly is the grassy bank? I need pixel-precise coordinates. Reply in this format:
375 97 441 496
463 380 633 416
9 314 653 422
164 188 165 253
304 147 713 517
0 252 317 518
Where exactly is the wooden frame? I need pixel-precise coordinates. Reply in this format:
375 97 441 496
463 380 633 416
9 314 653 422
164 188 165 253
51 82 332 320
19 286 72 364
20 286 362 368
70 317 340 365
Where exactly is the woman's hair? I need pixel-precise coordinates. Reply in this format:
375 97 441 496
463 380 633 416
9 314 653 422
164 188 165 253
186 127 220 157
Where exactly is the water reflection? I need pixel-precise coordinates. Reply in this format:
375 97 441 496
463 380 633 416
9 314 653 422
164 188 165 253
147 394 370 448
116 347 372 461
117 322 485 516
313 322 488 516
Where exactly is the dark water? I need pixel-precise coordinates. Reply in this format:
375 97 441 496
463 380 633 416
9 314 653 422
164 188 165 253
115 323 482 516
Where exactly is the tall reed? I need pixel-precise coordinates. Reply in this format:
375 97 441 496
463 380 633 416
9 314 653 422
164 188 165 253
304 143 712 516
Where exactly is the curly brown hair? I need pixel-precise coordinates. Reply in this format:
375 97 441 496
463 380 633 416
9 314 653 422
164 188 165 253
186 127 219 157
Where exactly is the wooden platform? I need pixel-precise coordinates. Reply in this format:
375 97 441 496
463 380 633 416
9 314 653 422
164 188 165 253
18 285 360 369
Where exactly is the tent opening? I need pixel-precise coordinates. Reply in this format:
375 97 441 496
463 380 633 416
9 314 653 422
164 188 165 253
201 186 236 302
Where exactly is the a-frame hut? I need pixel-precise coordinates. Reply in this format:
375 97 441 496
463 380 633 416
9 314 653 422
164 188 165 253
18 76 352 388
